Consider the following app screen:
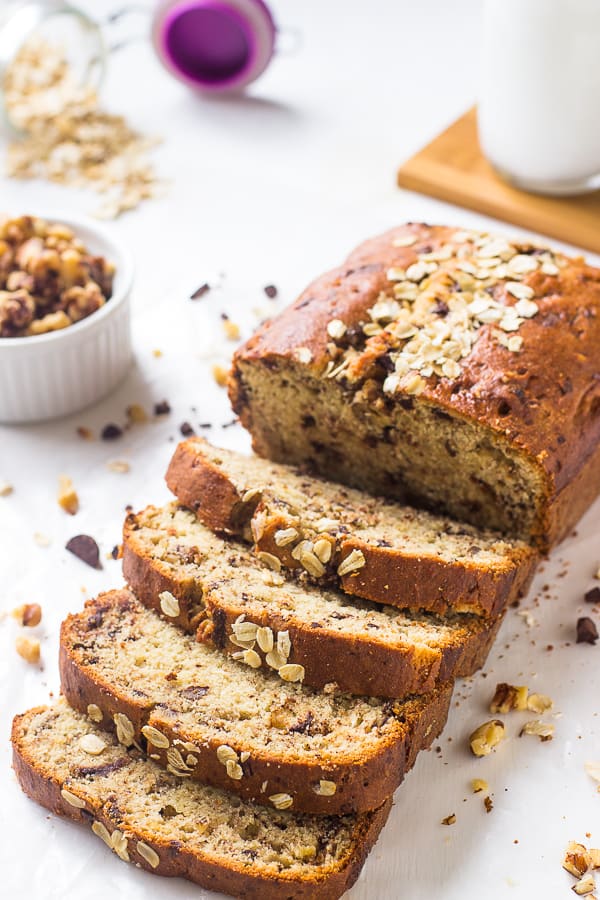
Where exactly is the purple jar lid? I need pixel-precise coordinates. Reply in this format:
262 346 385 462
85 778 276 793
152 0 276 93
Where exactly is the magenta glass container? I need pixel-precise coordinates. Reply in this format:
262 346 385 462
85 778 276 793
152 0 276 93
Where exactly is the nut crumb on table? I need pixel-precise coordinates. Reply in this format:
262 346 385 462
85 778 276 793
12 603 42 627
15 635 40 664
57 475 79 515
469 720 506 757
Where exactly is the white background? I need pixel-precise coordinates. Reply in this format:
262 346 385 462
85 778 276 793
0 1 599 898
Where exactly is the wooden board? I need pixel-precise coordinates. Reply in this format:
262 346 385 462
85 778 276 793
397 107 600 254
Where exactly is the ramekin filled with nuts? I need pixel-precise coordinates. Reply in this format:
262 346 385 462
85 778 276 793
0 213 133 422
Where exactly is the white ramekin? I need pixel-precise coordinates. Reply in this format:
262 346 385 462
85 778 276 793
0 212 134 424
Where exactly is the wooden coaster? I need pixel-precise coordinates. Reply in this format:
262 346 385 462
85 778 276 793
397 108 600 254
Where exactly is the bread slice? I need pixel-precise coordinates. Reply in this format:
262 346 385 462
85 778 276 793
166 437 537 617
229 224 600 549
122 503 500 699
12 702 391 900
60 589 452 815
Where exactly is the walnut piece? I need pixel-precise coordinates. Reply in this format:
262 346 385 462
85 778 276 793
13 603 42 627
57 475 79 515
520 720 554 741
564 843 593 878
15 635 40 664
490 682 528 713
469 720 505 757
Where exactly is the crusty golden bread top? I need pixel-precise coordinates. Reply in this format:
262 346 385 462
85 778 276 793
232 224 600 494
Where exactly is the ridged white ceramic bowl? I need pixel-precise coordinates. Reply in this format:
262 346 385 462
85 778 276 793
0 213 134 424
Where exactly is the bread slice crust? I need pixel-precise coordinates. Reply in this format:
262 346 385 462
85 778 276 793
165 437 537 618
59 589 452 815
12 703 391 900
122 503 501 699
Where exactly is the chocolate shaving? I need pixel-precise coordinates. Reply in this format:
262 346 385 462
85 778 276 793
180 685 209 700
584 586 600 604
66 534 102 569
180 421 195 437
190 283 210 300
576 616 598 645
154 400 171 416
101 423 123 441
263 284 278 299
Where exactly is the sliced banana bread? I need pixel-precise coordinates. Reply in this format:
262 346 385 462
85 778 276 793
60 590 452 815
166 437 536 616
12 702 391 900
229 224 600 549
122 504 501 698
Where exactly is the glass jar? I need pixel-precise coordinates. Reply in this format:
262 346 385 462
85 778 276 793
0 1 106 133
0 0 280 130
478 0 600 196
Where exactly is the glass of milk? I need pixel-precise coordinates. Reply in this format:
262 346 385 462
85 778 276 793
478 0 600 196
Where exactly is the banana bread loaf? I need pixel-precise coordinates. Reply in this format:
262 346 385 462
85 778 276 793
123 504 501 698
12 702 391 900
166 437 536 616
60 589 452 814
229 225 600 549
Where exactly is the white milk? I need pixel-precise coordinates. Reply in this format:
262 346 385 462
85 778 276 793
478 0 600 195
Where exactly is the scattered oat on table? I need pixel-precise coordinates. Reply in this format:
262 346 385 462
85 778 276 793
106 460 130 474
4 38 164 218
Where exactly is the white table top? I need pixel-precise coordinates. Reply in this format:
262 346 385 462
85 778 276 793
1 1 599 897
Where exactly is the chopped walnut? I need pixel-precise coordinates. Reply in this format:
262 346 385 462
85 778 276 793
126 404 148 424
572 875 595 895
15 635 40 664
469 720 505 757
222 319 240 341
13 603 42 627
212 364 229 387
526 692 553 713
520 720 554 741
471 778 488 793
57 475 79 515
0 288 35 336
61 282 106 323
490 682 528 713
0 215 114 337
441 813 456 826
563 843 592 879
